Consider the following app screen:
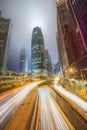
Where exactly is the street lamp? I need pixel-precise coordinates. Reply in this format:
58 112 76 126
68 67 74 75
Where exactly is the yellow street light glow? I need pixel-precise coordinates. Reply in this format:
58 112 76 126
68 67 74 74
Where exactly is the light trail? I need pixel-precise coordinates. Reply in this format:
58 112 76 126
0 83 32 102
38 88 70 130
54 79 87 112
0 92 13 101
0 87 21 103
0 82 39 130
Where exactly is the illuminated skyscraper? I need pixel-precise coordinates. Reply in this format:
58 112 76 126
19 47 28 72
0 12 12 75
31 27 45 75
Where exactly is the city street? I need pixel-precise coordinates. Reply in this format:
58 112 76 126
0 0 87 129
0 79 87 130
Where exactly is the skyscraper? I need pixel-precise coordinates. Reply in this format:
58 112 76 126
31 27 45 75
68 0 87 48
43 50 52 75
56 0 87 76
19 47 28 72
68 0 87 78
0 12 12 75
54 62 61 74
56 0 76 74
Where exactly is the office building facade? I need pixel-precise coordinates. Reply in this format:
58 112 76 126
43 50 52 75
68 0 87 48
56 0 87 77
31 26 52 76
31 27 45 75
0 12 12 75
68 0 87 78
56 0 76 74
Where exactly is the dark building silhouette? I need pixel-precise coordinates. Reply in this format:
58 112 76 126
43 50 52 75
0 12 12 75
69 0 87 48
54 62 61 74
19 47 28 72
68 0 87 78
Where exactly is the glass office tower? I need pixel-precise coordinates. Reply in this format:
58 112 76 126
31 27 45 75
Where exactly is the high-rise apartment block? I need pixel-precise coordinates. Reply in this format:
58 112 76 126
68 0 87 72
69 0 87 48
57 0 76 73
0 12 11 75
56 0 87 76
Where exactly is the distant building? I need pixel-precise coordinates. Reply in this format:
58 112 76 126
48 55 52 74
31 26 52 76
19 48 28 72
6 69 17 76
31 27 45 75
43 50 52 75
0 11 12 75
54 62 61 74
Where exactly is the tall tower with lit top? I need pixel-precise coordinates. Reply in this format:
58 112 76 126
31 26 45 75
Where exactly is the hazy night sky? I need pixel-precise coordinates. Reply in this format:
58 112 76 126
0 0 59 72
